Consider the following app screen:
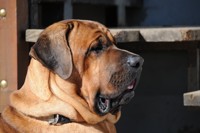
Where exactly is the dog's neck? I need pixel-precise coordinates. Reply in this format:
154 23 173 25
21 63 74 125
9 59 120 125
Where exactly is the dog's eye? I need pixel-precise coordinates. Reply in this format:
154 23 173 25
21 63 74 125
90 42 104 54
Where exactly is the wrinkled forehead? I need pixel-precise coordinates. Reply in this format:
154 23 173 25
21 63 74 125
62 20 116 43
62 19 107 31
80 20 108 32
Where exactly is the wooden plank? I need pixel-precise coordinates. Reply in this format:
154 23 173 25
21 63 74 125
138 28 200 42
0 0 18 90
0 0 17 112
0 0 29 112
0 90 13 112
26 29 43 43
112 30 139 43
26 29 140 43
26 27 200 43
184 90 200 106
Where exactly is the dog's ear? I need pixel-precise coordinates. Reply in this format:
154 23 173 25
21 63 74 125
29 23 73 79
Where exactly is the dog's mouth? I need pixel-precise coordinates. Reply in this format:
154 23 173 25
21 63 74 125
95 79 137 115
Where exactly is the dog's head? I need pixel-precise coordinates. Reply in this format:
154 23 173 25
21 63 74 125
30 20 143 116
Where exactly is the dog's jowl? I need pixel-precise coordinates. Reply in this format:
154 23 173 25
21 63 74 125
0 20 143 133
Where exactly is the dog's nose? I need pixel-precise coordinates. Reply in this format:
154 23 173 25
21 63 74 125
127 55 143 68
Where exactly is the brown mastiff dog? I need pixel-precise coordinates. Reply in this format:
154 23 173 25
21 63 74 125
0 20 143 133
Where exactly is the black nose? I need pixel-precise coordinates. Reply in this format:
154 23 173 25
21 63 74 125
127 55 143 68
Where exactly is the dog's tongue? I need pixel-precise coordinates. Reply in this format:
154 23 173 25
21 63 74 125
127 80 136 90
127 84 134 90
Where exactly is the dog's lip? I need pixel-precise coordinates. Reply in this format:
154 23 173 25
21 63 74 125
95 79 137 115
96 96 110 115
127 79 136 90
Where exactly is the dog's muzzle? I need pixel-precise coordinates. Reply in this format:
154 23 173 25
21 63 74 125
95 54 144 115
95 79 137 115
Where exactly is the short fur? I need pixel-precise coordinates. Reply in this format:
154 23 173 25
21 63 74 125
0 20 143 133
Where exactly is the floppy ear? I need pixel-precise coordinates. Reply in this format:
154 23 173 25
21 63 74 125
29 23 73 79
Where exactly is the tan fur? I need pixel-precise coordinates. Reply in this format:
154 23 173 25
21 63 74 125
0 59 120 133
0 20 123 133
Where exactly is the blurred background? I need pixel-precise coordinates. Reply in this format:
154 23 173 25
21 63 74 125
1 0 200 132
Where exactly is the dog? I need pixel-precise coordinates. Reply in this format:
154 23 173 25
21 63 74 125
0 20 143 133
